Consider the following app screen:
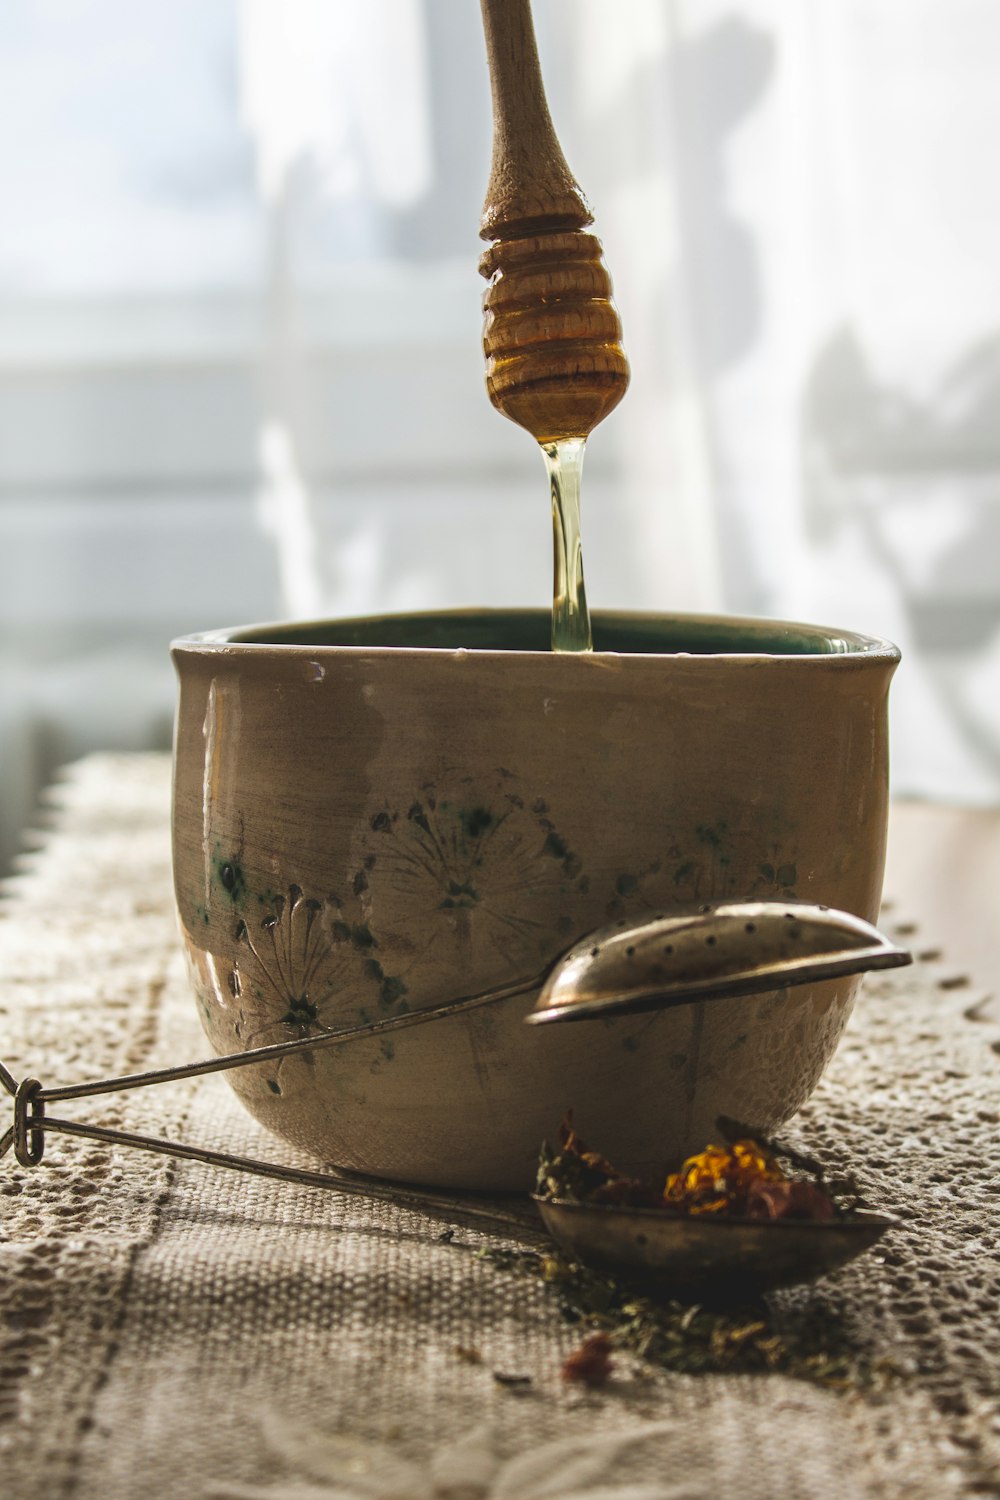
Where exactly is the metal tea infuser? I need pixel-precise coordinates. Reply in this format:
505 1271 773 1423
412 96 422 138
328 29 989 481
2 900 910 1294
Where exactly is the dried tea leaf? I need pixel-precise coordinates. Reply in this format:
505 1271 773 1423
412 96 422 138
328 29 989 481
475 1246 882 1391
535 1114 661 1208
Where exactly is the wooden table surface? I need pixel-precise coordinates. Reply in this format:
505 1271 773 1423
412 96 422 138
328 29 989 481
3 758 999 1500
884 799 1000 1015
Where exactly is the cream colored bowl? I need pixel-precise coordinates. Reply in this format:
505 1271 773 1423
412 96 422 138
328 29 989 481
171 609 898 1191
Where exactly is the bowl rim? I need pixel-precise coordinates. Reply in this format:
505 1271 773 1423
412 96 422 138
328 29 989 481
171 606 901 665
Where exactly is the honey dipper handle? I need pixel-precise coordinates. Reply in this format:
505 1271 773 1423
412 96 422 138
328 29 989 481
479 0 592 238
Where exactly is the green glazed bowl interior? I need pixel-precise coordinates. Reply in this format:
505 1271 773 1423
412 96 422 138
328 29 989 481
181 606 895 659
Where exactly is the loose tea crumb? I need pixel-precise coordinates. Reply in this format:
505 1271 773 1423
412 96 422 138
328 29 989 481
477 1245 880 1389
453 1344 483 1365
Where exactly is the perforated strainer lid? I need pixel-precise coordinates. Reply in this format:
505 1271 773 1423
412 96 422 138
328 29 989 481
527 901 911 1024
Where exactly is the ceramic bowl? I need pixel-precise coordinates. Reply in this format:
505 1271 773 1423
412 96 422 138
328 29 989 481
171 609 898 1191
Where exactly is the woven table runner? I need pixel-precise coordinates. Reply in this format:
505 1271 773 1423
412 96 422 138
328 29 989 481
1 754 999 1500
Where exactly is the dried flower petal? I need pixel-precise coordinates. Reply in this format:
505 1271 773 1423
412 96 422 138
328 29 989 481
662 1138 788 1216
561 1332 615 1387
745 1179 837 1221
538 1120 847 1225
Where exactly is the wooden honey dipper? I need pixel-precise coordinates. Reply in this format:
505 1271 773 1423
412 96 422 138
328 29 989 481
478 0 629 652
478 0 629 446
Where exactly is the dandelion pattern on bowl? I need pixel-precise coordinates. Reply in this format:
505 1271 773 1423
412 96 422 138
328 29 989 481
357 769 590 967
188 782 804 1081
189 880 411 1096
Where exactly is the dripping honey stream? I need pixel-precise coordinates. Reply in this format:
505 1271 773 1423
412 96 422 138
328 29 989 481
544 437 591 653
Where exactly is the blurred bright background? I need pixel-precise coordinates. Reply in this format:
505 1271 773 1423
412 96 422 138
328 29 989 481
3 0 1000 873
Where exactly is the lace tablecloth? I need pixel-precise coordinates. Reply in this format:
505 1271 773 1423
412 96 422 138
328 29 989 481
2 755 999 1500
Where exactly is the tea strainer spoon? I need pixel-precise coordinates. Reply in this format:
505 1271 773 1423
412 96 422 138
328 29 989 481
1 900 909 1291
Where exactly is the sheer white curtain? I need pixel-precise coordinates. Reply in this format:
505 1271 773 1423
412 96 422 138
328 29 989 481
241 0 1000 801
562 0 1000 801
2 0 999 874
